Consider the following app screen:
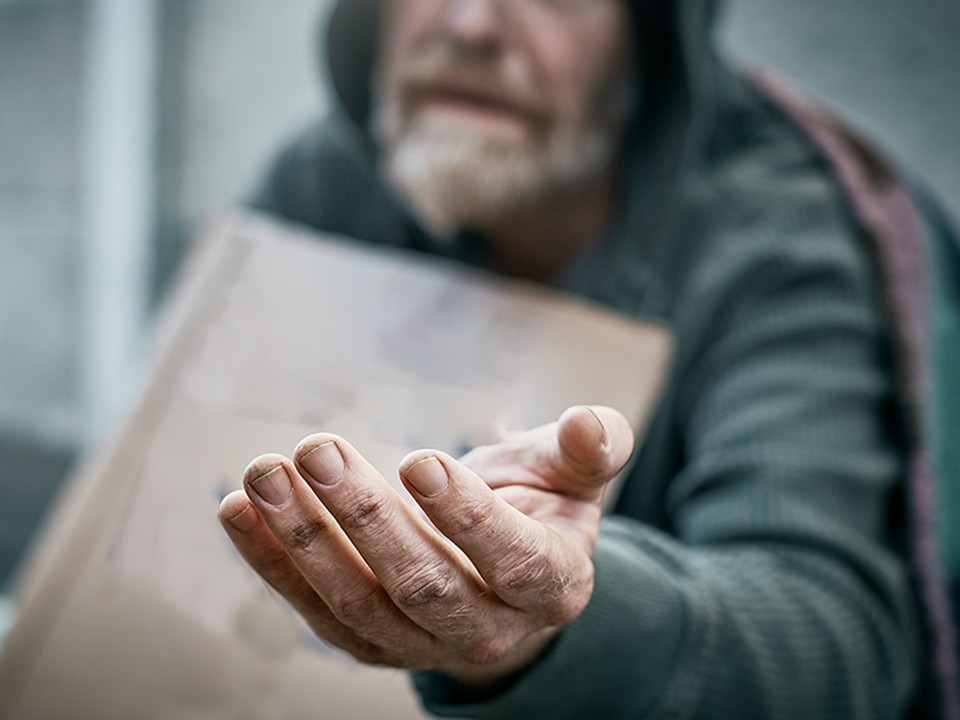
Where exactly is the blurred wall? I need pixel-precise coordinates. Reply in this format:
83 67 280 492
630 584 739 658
0 1 85 594
722 0 960 226
154 0 328 296
0 0 327 592
0 1 84 449
0 0 957 593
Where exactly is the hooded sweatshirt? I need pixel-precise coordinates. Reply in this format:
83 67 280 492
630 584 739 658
250 0 938 717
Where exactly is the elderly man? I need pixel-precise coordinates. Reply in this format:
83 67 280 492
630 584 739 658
217 0 942 717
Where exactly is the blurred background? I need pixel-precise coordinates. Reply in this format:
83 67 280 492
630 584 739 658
0 0 958 633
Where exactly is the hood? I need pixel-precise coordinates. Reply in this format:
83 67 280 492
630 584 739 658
319 0 727 311
322 0 723 175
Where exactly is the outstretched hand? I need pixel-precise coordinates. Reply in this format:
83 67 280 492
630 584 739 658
218 405 634 685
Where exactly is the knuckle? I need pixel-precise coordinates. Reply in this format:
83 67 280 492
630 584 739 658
334 587 385 628
499 547 551 595
447 495 496 538
285 517 329 552
345 488 392 531
543 566 594 625
497 543 594 625
393 565 459 613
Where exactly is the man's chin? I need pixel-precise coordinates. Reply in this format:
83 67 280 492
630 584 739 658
396 168 541 238
380 114 618 238
382 126 542 233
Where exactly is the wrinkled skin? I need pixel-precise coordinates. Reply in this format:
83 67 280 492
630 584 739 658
218 405 634 685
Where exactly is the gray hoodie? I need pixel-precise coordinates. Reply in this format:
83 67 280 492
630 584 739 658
251 0 952 717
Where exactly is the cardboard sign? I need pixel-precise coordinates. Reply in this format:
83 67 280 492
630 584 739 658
0 212 671 720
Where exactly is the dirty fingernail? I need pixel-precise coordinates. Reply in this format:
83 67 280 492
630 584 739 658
250 466 292 506
299 440 345 487
405 456 449 498
225 502 258 532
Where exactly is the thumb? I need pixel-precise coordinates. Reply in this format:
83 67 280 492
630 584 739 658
553 405 635 501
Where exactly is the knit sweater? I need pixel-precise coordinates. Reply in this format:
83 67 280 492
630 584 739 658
412 78 920 719
248 0 932 716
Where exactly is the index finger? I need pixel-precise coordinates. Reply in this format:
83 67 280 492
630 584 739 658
398 450 595 627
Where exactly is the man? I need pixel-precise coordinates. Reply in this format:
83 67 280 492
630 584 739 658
217 0 944 716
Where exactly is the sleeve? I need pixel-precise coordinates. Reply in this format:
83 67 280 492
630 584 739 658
412 200 923 719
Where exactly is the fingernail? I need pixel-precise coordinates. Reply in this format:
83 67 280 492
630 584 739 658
299 441 345 486
405 456 448 498
583 406 608 446
250 466 292 506
226 503 258 532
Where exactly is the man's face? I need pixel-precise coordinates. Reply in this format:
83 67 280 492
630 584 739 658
373 0 635 236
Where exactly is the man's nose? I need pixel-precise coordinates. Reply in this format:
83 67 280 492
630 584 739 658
442 0 507 53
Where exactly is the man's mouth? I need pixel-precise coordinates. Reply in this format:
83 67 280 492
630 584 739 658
411 81 540 130
428 86 515 114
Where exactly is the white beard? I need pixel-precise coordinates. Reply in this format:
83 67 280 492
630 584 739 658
375 107 620 238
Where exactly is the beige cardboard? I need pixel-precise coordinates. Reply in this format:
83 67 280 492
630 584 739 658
0 212 672 720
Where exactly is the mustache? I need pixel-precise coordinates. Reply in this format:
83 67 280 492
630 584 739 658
395 52 549 122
